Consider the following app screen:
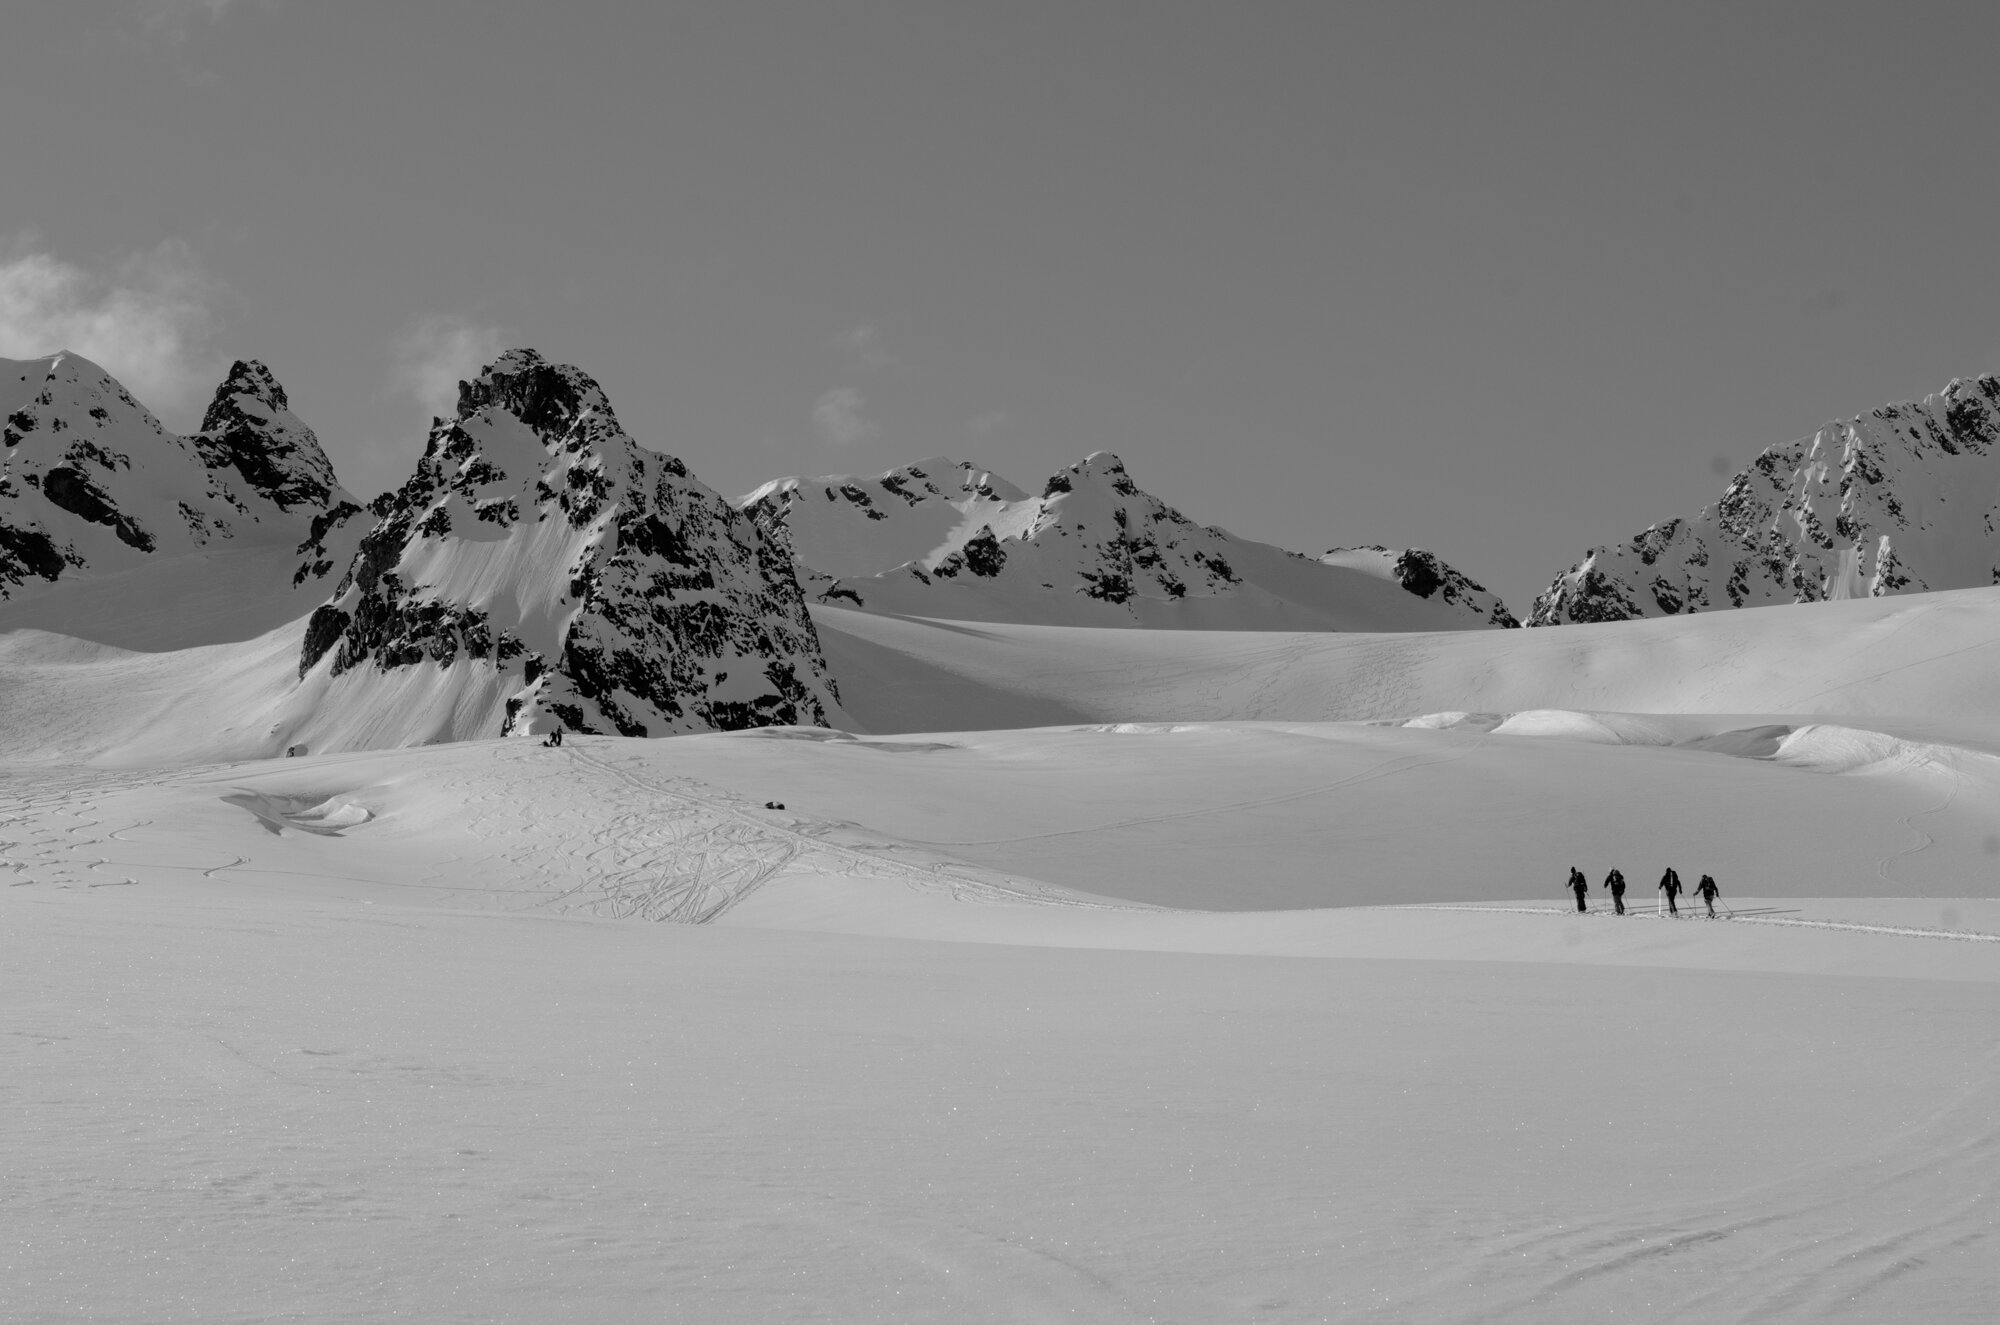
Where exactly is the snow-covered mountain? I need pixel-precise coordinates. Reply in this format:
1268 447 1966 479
1316 546 1518 628
745 452 1515 631
1530 373 2000 625
741 457 1028 585
0 352 358 604
298 349 841 738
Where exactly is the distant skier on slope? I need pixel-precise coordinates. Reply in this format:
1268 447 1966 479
1606 868 1627 915
1658 866 1683 916
1568 867 1589 912
1694 873 1721 918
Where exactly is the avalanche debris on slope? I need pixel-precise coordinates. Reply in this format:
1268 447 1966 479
1531 373 2000 624
300 349 841 739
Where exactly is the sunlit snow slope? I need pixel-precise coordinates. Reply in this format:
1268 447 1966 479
747 452 1516 630
812 586 2000 735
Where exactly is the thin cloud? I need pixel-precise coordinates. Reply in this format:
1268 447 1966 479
0 236 226 412
390 315 512 420
139 0 253 35
834 324 904 375
812 387 879 446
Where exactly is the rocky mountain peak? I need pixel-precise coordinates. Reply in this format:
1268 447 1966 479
795 451 1514 632
1 352 354 602
1529 371 2000 625
453 347 611 440
199 359 290 427
191 359 344 514
298 350 839 739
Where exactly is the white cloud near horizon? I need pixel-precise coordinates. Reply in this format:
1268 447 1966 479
0 238 226 413
812 387 878 446
390 315 512 420
834 323 904 375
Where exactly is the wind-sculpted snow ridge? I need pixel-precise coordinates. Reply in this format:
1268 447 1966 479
1530 373 2000 624
299 349 841 739
0 352 358 602
760 451 1515 631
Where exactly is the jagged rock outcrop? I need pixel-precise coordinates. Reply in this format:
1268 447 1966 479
190 360 344 513
1530 374 2000 625
0 352 357 603
1318 546 1518 628
741 458 1027 593
299 349 840 737
755 451 1514 631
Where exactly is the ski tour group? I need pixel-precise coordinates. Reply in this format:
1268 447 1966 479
1566 866 1723 917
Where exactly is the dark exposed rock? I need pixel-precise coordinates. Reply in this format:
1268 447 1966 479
1532 373 2000 624
301 349 839 739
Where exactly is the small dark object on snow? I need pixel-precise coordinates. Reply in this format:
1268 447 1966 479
543 728 565 748
285 744 308 758
764 801 785 810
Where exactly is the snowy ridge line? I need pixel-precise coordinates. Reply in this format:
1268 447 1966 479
1381 904 2000 943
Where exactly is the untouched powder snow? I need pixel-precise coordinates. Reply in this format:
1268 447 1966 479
809 584 2000 737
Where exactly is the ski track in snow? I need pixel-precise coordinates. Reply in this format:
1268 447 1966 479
1 744 1125 924
1394 903 2000 944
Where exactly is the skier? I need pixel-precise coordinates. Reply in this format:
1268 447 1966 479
1567 867 1588 912
1658 866 1683 917
1605 868 1627 915
1693 873 1721 918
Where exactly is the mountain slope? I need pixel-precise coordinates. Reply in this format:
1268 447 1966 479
751 452 1515 631
0 354 363 647
298 349 841 739
1 353 356 594
1531 373 2000 625
741 457 1027 583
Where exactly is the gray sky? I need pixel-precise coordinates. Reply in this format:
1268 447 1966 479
4 0 1997 611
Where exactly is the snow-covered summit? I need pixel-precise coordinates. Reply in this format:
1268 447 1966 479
763 450 1515 631
298 348 841 739
0 351 355 602
741 457 1027 582
1529 373 2000 625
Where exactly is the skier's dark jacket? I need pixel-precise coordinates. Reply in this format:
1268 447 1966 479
1605 869 1626 893
1659 867 1682 895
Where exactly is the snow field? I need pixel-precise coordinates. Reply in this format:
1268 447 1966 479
9 580 2000 1317
6 871 1996 1323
